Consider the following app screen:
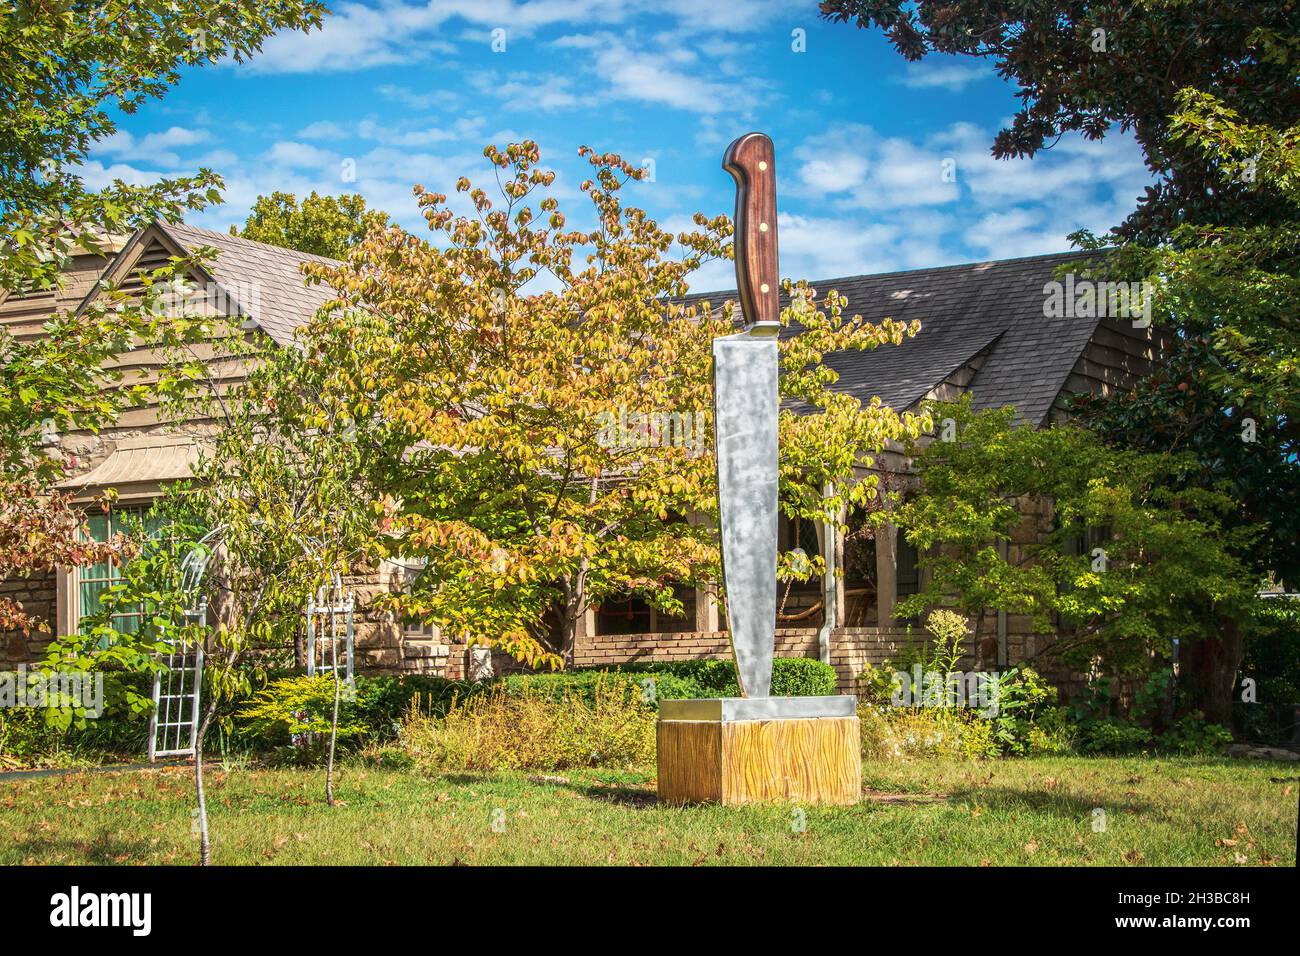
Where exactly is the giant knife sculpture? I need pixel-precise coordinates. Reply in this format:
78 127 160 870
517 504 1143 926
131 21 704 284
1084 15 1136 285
716 132 781 699
657 133 859 806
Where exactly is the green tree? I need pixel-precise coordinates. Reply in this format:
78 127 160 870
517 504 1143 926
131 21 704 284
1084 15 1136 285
819 0 1296 240
824 0 1300 712
888 397 1258 721
296 141 928 668
0 0 326 292
233 191 390 259
44 328 384 861
0 0 327 634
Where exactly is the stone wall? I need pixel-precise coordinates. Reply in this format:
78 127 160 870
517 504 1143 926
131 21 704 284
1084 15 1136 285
0 570 57 667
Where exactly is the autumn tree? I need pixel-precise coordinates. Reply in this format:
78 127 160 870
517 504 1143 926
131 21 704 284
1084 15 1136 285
295 141 926 668
233 191 390 260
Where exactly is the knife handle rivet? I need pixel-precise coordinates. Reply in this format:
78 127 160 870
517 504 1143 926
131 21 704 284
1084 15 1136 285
758 161 768 171
759 222 768 232
760 283 770 294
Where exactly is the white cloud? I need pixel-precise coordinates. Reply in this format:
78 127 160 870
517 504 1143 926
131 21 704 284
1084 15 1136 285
298 120 348 140
238 2 453 75
265 141 339 170
790 124 958 210
898 60 990 92
236 0 647 75
558 35 757 114
97 126 210 166
777 120 1155 275
470 71 592 112
356 116 487 147
375 84 460 112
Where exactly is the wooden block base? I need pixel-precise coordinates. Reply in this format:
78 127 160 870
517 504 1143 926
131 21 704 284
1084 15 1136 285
656 715 861 805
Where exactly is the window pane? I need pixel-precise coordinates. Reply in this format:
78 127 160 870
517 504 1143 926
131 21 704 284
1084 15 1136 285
75 504 162 640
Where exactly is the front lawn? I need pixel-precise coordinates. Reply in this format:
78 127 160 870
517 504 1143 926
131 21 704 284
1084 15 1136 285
0 756 1294 866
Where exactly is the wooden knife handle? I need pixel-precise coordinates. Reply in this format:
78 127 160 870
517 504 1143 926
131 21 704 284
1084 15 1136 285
723 132 779 328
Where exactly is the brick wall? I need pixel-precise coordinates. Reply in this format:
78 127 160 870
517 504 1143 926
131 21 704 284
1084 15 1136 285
571 624 926 695
573 627 825 669
830 626 914 693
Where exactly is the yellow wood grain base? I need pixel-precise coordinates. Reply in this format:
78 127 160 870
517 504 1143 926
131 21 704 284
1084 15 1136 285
656 716 861 805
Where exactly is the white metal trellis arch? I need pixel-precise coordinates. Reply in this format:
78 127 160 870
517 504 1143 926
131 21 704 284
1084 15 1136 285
139 520 356 760
305 570 354 683
147 525 222 762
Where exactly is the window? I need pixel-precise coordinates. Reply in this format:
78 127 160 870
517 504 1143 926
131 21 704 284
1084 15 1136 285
779 514 821 561
597 593 654 635
76 505 163 637
395 556 440 641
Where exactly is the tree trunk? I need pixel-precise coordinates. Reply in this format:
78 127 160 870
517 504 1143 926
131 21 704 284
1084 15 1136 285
1183 615 1246 726
562 596 580 667
559 569 586 668
326 669 340 807
193 690 221 866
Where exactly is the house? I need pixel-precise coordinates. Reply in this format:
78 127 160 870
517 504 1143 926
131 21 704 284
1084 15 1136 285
0 224 1167 695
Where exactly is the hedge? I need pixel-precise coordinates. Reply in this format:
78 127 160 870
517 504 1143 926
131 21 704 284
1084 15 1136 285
507 657 839 703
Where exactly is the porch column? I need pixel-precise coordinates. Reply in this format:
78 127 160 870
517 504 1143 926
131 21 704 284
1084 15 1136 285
571 602 598 666
694 583 719 632
876 520 898 625
817 484 844 665
689 509 720 633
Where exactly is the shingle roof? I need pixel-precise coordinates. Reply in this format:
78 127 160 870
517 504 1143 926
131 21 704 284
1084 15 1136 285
692 250 1103 425
138 231 1102 425
158 221 340 347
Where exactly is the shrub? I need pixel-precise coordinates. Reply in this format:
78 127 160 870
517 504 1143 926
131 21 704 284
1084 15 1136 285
398 673 655 771
987 667 1060 755
1024 707 1076 755
769 657 839 697
0 708 66 768
512 657 839 704
235 675 372 746
1075 718 1154 754
1235 597 1300 744
857 704 998 760
854 661 900 708
234 674 477 752
1156 712 1233 755
502 669 707 706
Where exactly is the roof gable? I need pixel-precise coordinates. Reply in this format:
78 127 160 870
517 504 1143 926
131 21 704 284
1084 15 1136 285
74 221 341 348
693 250 1108 425
157 222 339 347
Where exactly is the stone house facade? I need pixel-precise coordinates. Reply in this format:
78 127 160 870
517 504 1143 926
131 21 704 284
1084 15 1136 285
0 223 1167 696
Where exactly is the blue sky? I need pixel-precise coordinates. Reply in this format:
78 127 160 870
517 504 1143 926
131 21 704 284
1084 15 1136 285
85 0 1155 291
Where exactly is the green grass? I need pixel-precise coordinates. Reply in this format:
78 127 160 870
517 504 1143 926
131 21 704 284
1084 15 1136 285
0 756 1294 866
